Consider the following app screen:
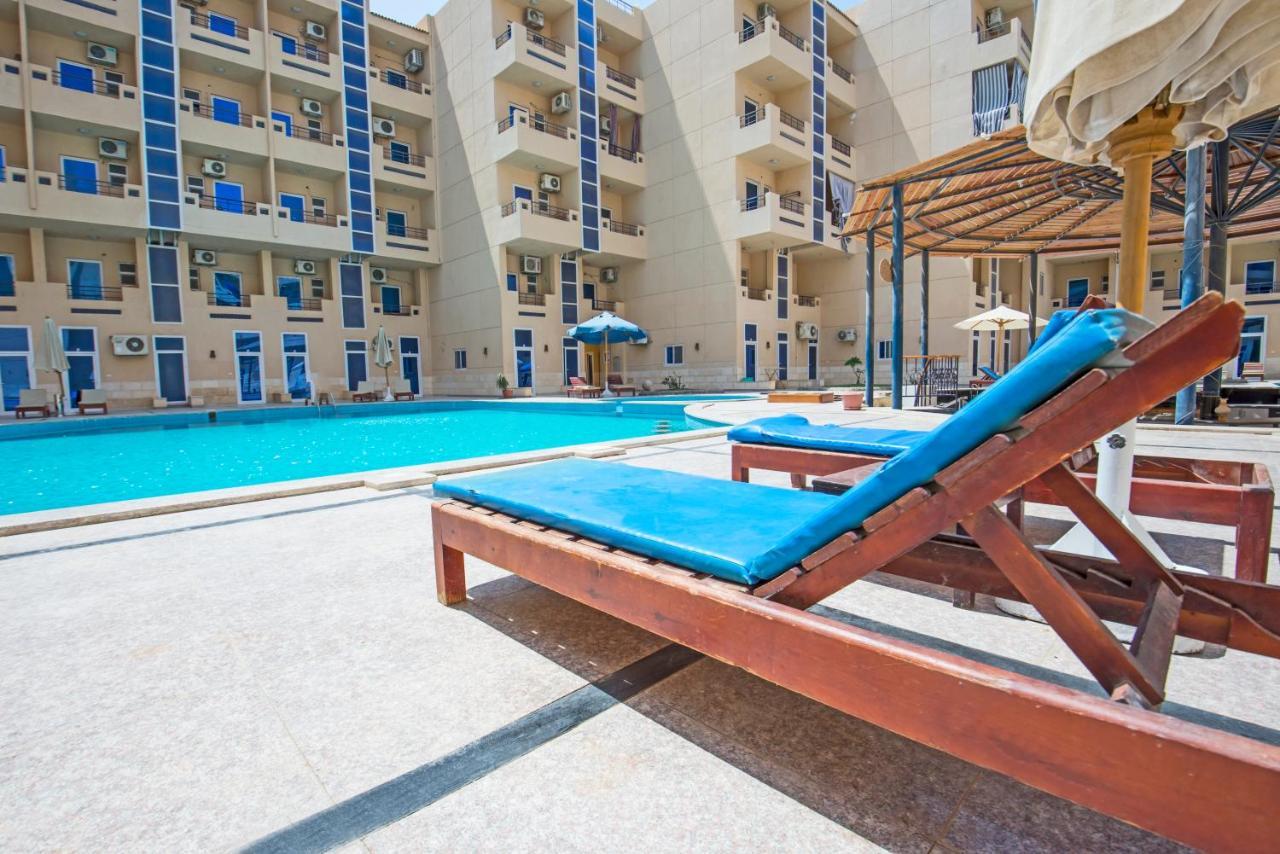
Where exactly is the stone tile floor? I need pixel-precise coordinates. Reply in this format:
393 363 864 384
1 419 1277 852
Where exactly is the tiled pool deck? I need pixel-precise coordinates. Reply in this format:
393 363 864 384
1 400 1277 851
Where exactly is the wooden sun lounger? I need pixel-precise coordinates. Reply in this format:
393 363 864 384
566 377 602 398
432 294 1280 849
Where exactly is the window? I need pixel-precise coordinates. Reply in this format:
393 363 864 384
400 336 421 395
380 284 401 314
506 273 517 292
388 141 411 164
186 175 205 195
213 180 244 213
340 262 365 328
57 59 95 93
344 339 368 391
61 327 98 406
106 162 127 186
453 348 467 370
0 325 32 412
207 11 238 37
311 197 326 218
970 331 980 376
0 254 14 297
61 156 98 194
1066 277 1089 307
182 87 202 102
213 270 242 306
1245 260 1276 295
210 95 241 125
310 278 325 298
67 259 104 299
188 264 201 290
1237 316 1265 376
1149 270 1165 291
279 192 306 222
740 268 749 288
385 209 407 237
277 275 303 309
877 340 893 360
665 344 684 366
118 262 137 286
282 333 310 400
272 110 293 136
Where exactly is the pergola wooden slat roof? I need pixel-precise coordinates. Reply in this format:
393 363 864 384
841 110 1280 257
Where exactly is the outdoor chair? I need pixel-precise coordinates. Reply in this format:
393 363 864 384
77 388 109 415
15 388 51 419
391 379 416 401
1242 361 1265 381
352 381 380 402
566 376 601 398
607 373 636 396
431 294 1280 848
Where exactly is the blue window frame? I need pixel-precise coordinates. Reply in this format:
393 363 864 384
513 328 534 388
1245 260 1275 295
154 336 186 403
67 260 103 300
777 332 789 381
513 184 533 202
453 348 467 370
344 339 367 391
0 253 14 297
340 263 365 328
279 192 306 222
211 95 241 125
1067 277 1089 307
208 12 238 36
283 333 310 400
148 245 183 324
234 331 263 403
562 337 580 385
384 69 407 89
399 336 420 395
665 345 684 366
57 60 94 93
61 156 98 194
277 275 302 309
213 180 244 213
272 110 293 136
213 271 242 306
385 209 407 237
506 273 518 292
388 140 411 163
61 327 98 406
380 285 401 314
744 323 757 381
0 325 31 412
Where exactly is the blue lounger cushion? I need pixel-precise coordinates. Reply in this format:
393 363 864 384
437 308 1146 586
979 365 1002 381
728 414 926 456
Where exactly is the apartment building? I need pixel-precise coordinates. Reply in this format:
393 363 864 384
0 0 438 411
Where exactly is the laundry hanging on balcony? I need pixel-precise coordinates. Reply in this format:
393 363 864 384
973 62 1022 136
827 172 856 251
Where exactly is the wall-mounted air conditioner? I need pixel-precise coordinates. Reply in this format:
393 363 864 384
300 98 323 117
372 117 396 137
87 42 118 66
796 321 819 340
404 48 425 72
601 267 618 284
551 91 572 114
524 7 545 30
304 21 326 41
98 138 128 160
370 266 389 284
521 255 542 274
294 259 317 275
111 335 149 356
201 158 227 178
538 173 561 193
191 249 218 266
836 327 858 343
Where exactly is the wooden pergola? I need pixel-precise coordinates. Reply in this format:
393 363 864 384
841 110 1280 412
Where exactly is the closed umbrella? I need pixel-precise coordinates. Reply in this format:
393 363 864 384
33 316 68 416
567 311 647 396
954 305 1048 372
372 326 394 401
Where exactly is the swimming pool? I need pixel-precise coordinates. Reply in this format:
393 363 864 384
0 399 734 516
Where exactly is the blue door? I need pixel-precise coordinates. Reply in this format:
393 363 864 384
562 337 579 385
279 192 305 222
400 336 420 395
211 95 241 125
1067 278 1089 307
61 157 98 194
514 329 534 388
277 33 298 55
234 331 263 403
808 340 818 381
154 336 186 403
385 69 407 89
67 260 103 299
380 285 401 314
513 185 533 202
744 323 756 381
208 12 237 36
283 333 310 399
214 181 243 213
0 326 31 412
58 60 94 93
277 276 302 309
213 271 242 306
1239 317 1265 375
62 329 97 406
0 252 14 297
272 110 293 136
777 332 788 381
345 340 367 391
385 210 407 237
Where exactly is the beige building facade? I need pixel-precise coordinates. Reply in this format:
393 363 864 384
2 0 1275 414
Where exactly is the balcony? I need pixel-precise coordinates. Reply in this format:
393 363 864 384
269 34 341 95
735 17 811 92
733 104 809 170
826 134 854 177
973 18 1033 71
493 21 576 90
376 220 439 265
495 114 579 172
180 101 270 159
373 145 436 194
826 58 856 111
596 218 646 264
272 121 347 176
0 59 21 111
275 208 349 252
517 291 546 306
28 65 141 134
588 295 623 313
25 0 133 34
596 0 643 43
178 11 266 75
65 283 124 302
368 66 434 118
742 287 772 302
597 62 645 113
495 198 580 256
31 172 146 233
735 192 809 251
182 192 274 243
598 141 646 192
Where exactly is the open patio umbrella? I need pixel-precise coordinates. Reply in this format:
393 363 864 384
567 311 647 396
1024 0 1280 567
954 306 1047 372
33 316 68 416
372 326 394 401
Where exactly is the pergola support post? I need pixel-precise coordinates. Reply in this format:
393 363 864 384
891 184 904 409
1175 145 1206 424
919 249 930 356
1028 252 1039 347
1202 139 1230 418
864 229 876 402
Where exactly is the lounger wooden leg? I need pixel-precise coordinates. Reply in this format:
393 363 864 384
730 446 749 482
432 504 468 605
1237 481 1273 584
790 473 807 489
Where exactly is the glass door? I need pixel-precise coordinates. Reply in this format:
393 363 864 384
277 275 302 309
57 59 95 93
513 328 534 388
776 331 788 381
744 323 756 381
1238 317 1265 376
380 285 401 314
234 331 264 403
807 339 818 381
562 337 580 385
61 327 99 406
61 156 98 194
399 336 420 395
0 326 32 412
283 333 310 399
153 336 187 403
214 180 244 213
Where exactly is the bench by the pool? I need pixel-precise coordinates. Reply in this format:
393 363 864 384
431 294 1280 848
77 388 109 415
16 388 52 419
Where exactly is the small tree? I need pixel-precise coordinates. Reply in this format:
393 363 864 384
844 355 864 386
496 373 509 392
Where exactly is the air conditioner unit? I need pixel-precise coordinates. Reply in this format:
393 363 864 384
303 20 326 41
192 249 218 266
985 7 1005 28
521 255 542 275
300 98 323 117
538 173 561 193
404 48 425 73
796 321 819 340
111 335 149 356
836 327 858 343
758 3 778 20
201 158 227 178
1050 298 1064 308
87 42 118 66
601 266 618 284
596 25 608 44
370 266 389 284
551 91 573 114
524 7 545 30
294 259 317 276
372 117 396 137
599 115 612 139
98 138 128 160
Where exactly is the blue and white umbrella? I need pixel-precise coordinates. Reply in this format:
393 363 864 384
567 312 647 394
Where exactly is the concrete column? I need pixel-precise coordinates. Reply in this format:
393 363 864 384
1027 252 1039 347
891 183 904 409
864 229 875 402
1203 139 1230 413
919 249 929 356
1175 145 1206 424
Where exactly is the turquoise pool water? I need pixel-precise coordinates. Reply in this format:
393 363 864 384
0 400 729 515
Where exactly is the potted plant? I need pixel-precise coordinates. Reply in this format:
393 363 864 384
842 357 865 410
496 373 512 398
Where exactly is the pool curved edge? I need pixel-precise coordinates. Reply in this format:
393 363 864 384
0 424 730 537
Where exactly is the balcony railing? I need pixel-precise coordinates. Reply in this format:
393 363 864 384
196 194 260 215
1245 279 1277 295
745 288 769 301
502 199 574 221
190 101 256 127
527 29 567 56
606 141 640 162
740 196 766 212
283 297 323 311
601 0 635 13
66 284 124 301
778 109 805 132
739 19 762 42
207 291 252 307
282 210 338 227
276 33 330 64
50 70 125 97
831 60 853 84
384 222 431 240
830 136 851 156
603 65 636 88
778 195 806 214
795 294 819 307
383 146 427 167
606 219 642 236
190 11 249 39
777 22 806 51
378 67 429 94
58 175 125 196
279 123 336 145
591 298 617 311
497 115 574 138
518 291 546 306
739 108 805 132
381 305 413 316
496 26 513 48
977 21 1013 43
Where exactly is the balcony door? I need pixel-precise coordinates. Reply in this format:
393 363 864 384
1238 317 1266 377
807 339 818 381
513 328 534 389
57 59 95 93
385 209 407 237
61 156 98 194
380 285 401 314
1245 260 1275 295
67 259 103 299
233 331 264 404
776 331 788 381
399 336 420 395
211 95 241 125
213 270 242 306
0 326 32 412
744 323 757 381
214 180 244 213
279 192 306 222
744 179 760 209
283 333 311 400
277 275 302 309
153 336 188 404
